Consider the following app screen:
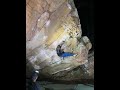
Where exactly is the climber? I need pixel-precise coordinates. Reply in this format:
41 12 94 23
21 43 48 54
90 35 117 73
56 42 77 59
32 70 39 83
27 70 41 90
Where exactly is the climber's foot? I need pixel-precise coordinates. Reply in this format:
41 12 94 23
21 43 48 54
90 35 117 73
73 54 77 57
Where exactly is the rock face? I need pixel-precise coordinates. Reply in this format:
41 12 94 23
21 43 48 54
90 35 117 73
26 0 94 83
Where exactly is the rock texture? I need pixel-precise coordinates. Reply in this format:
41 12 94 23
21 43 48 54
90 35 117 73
26 0 94 83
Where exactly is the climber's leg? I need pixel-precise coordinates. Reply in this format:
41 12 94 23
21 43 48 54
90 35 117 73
61 52 75 57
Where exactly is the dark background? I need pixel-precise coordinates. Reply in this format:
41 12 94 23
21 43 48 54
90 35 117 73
74 0 94 51
2 0 116 89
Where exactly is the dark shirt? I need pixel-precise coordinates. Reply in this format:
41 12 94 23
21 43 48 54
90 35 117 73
56 45 64 56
